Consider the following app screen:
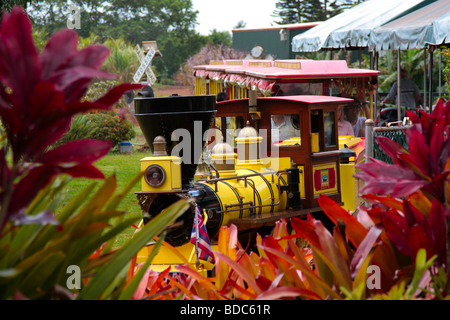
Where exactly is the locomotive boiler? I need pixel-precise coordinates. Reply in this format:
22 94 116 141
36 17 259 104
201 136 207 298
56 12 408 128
134 94 362 270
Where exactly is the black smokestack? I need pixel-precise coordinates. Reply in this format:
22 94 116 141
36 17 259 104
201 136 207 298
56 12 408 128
134 95 216 184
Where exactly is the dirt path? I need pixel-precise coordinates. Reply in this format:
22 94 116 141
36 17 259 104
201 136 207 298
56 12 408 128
153 85 194 97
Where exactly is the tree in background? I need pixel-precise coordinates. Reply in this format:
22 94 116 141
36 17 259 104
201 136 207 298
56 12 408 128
174 44 247 87
0 0 33 14
273 0 358 24
207 29 232 47
27 0 206 79
234 20 247 30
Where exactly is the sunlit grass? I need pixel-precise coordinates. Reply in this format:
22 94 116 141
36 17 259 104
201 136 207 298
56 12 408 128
61 150 152 247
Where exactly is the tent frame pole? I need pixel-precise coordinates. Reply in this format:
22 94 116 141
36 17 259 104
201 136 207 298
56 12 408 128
397 49 401 121
424 49 427 111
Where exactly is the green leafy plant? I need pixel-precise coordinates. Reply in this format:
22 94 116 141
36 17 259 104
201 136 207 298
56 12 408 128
56 114 97 146
85 110 136 149
0 6 187 300
0 173 189 299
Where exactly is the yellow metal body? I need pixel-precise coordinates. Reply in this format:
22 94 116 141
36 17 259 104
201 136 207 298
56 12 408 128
140 156 182 192
136 241 217 274
338 135 366 211
198 165 288 227
340 163 358 212
195 77 208 95
138 152 289 272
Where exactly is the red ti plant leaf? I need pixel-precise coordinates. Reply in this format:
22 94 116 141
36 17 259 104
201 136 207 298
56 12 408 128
317 195 368 247
0 7 143 230
318 195 399 290
40 29 78 80
260 236 304 288
214 251 261 297
312 219 352 291
350 225 382 278
37 139 111 166
407 224 433 263
289 214 321 248
357 99 450 203
380 197 448 268
381 209 411 256
428 199 448 266
0 7 143 163
403 200 428 231
373 136 407 166
256 286 322 300
355 158 428 198
0 7 41 112
7 165 59 215
41 29 114 102
407 130 431 177
60 163 105 179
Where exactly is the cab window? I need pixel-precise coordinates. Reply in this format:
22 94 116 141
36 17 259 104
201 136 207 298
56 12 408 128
311 110 337 151
324 111 336 147
271 113 301 146
215 116 244 147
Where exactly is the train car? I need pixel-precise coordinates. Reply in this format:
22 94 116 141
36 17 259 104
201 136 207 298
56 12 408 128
193 59 379 118
133 93 365 271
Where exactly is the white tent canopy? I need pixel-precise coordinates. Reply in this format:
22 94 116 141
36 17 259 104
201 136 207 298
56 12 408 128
292 0 430 52
369 0 450 50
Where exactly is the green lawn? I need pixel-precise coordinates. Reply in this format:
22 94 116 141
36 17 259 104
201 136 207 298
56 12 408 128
61 150 153 247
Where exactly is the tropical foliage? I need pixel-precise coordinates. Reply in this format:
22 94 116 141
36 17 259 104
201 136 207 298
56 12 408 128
84 110 136 149
272 0 357 24
27 0 207 79
174 43 247 87
121 100 449 300
377 49 443 96
56 113 97 146
0 0 32 14
0 7 187 300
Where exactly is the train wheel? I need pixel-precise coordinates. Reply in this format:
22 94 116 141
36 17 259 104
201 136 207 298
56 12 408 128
147 194 194 247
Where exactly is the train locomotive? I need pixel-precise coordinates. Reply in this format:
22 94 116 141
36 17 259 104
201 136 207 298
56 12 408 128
134 92 364 270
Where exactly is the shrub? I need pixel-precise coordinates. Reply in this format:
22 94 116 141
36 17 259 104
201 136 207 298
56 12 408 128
57 114 96 146
85 110 136 149
0 6 185 300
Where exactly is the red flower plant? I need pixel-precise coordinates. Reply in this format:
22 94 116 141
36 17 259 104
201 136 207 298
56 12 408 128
0 7 142 231
355 99 449 203
355 99 450 268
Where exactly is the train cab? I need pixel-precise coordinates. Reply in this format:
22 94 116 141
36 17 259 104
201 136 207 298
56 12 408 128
213 95 357 214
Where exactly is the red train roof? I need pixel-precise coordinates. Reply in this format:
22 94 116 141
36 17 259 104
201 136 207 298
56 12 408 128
217 95 354 106
193 59 379 80
261 95 354 104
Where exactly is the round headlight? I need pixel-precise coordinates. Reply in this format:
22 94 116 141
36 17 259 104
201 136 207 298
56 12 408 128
144 164 166 187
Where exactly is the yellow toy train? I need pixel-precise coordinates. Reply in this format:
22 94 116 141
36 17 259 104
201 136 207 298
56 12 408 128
133 92 365 271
